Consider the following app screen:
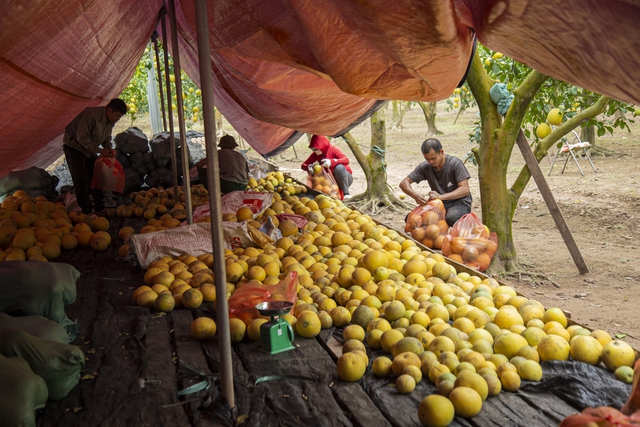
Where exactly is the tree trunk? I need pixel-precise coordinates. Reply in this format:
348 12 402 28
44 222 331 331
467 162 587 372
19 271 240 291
581 124 596 146
342 109 409 215
467 51 549 273
390 101 407 130
418 102 443 136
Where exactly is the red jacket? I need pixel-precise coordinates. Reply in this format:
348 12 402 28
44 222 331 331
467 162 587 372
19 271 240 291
301 135 353 174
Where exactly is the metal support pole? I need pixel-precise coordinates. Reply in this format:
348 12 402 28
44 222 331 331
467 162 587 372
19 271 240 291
194 0 235 409
153 31 167 132
160 7 180 202
168 0 193 223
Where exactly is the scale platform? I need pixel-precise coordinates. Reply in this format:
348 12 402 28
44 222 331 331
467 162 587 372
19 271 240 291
255 301 296 355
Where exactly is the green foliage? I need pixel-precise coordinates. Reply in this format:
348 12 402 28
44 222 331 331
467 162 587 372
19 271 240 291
473 44 634 143
118 42 205 129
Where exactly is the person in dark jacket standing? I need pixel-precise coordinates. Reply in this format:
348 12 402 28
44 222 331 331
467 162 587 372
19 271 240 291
62 98 127 214
301 135 353 199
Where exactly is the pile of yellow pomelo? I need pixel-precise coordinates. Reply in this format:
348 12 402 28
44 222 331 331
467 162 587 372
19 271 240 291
0 190 112 262
124 171 636 427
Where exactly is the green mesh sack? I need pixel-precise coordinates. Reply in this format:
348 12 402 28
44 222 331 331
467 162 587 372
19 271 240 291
0 354 48 427
0 328 84 401
0 313 71 344
0 261 80 342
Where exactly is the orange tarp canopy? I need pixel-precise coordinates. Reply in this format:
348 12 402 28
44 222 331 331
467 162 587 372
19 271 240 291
1 0 639 178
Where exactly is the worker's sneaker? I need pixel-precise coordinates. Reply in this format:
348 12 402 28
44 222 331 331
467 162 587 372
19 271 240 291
343 194 352 200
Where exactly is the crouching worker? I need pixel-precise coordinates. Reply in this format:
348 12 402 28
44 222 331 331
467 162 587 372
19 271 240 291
196 135 250 193
301 135 353 199
399 138 472 227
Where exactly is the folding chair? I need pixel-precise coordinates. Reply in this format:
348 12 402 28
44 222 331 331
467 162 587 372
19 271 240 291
548 130 597 176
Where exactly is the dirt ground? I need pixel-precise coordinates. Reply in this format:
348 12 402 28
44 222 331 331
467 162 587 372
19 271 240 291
273 103 640 349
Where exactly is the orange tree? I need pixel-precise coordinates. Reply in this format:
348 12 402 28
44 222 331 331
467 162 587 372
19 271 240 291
119 43 204 129
467 45 634 272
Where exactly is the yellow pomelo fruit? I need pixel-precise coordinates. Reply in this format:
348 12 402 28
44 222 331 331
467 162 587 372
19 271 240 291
590 329 613 347
380 329 405 353
351 305 374 330
372 356 393 377
191 317 217 340
296 311 321 338
343 339 366 354
343 324 365 342
247 318 269 341
182 288 203 310
337 352 366 382
454 370 489 400
418 394 455 427
517 359 542 381
570 335 603 365
537 335 570 362
137 290 158 308
229 318 247 343
90 236 109 251
449 386 482 417
547 108 563 126
392 351 422 376
601 340 637 371
396 374 416 394
330 306 351 328
483 373 502 396
385 300 406 321
615 366 634 384
536 123 552 139
543 307 568 328
402 364 423 384
235 207 253 221
92 217 110 231
392 337 425 358
154 293 176 313
493 333 529 359
500 370 521 392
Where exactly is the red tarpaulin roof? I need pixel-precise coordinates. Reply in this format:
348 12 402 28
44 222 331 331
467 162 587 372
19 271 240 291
1 0 639 178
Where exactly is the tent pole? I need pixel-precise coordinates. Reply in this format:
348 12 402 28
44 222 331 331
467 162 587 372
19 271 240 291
168 0 193 224
159 7 180 203
152 31 167 132
194 0 236 410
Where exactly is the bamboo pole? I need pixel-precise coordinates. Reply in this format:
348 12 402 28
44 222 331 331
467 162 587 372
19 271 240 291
194 0 235 409
152 31 167 132
159 7 180 202
168 0 193 223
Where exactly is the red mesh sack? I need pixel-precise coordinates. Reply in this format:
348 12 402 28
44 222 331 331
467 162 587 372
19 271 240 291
441 213 498 271
622 359 640 415
404 199 448 249
307 166 341 200
228 271 298 325
560 406 639 427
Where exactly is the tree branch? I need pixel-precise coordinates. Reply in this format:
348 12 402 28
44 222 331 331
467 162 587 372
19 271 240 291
510 95 611 198
504 70 548 134
466 51 497 123
341 132 368 170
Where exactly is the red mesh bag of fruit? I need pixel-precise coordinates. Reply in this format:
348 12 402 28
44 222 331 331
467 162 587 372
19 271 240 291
404 199 448 249
441 213 497 271
307 166 341 199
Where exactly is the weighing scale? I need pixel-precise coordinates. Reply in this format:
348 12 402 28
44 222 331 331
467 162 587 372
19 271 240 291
255 301 296 354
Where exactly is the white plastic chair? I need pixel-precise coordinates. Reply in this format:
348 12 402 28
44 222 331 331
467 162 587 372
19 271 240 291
548 129 597 176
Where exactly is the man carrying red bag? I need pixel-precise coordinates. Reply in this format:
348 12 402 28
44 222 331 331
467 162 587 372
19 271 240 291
301 135 353 200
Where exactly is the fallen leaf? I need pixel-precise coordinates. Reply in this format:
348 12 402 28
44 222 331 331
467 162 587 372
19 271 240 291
81 374 95 380
73 407 82 414
616 333 627 339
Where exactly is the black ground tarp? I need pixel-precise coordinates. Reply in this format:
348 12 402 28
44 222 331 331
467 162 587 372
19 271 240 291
32 216 632 427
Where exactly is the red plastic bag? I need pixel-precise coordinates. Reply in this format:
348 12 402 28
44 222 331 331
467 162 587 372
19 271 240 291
91 157 125 193
441 213 497 271
404 199 448 249
228 271 298 325
307 166 341 200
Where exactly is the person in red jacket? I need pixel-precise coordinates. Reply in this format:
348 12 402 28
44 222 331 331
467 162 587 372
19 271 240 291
301 135 353 199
